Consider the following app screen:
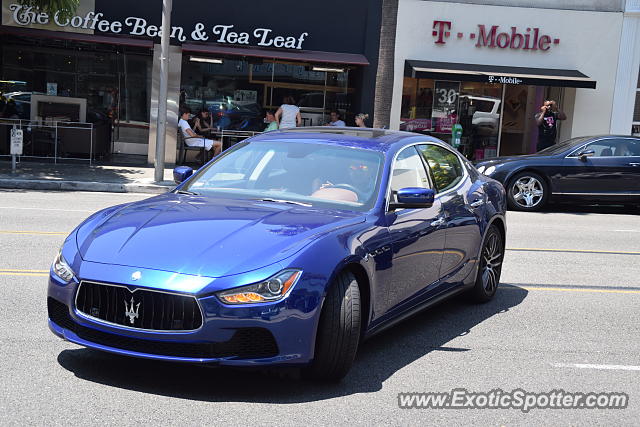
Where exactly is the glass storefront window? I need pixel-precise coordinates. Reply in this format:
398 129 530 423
400 77 561 161
1 37 152 147
181 56 355 131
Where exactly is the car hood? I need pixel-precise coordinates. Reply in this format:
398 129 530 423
76 193 364 278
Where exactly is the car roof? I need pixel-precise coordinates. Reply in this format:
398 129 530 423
581 134 640 140
245 127 442 153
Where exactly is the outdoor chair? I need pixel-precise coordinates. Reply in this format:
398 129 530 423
177 128 206 166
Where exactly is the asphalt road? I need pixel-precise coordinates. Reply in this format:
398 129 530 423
1 190 639 426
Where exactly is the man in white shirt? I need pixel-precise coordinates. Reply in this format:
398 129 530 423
325 110 346 127
178 107 222 158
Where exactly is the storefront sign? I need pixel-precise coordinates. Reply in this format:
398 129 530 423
432 20 560 51
487 76 522 85
234 90 257 103
5 3 309 49
46 82 57 95
432 81 460 134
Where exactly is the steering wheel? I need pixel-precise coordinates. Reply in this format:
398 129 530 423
328 183 360 194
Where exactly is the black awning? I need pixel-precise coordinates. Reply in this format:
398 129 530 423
0 26 153 49
183 43 369 66
405 60 596 89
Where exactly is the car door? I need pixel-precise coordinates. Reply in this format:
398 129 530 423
417 144 483 290
384 146 446 312
559 138 640 196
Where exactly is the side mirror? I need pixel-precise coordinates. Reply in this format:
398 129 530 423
577 149 595 161
173 166 193 184
389 187 435 210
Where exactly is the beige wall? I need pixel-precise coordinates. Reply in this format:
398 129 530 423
392 0 623 139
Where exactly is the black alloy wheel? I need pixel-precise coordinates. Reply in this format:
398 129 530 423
470 224 504 302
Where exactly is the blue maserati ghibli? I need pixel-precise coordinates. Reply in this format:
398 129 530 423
47 127 507 381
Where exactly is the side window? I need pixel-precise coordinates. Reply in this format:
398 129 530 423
389 147 431 203
610 139 640 157
579 139 639 157
417 144 464 192
581 140 615 157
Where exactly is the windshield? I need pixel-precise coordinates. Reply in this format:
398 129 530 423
183 141 384 211
537 136 592 155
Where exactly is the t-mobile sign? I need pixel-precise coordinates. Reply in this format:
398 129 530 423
432 20 560 51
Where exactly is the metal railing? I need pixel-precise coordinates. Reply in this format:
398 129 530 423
0 118 95 165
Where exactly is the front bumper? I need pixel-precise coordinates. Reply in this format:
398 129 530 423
47 268 323 366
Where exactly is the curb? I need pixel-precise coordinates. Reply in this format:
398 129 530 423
0 179 173 194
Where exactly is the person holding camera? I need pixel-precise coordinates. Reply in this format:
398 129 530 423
535 100 566 151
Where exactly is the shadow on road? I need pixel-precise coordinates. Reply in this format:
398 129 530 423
529 203 639 216
57 286 528 403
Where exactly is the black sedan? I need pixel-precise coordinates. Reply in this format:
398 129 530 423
474 135 640 211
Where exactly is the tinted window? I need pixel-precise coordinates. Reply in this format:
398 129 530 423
578 139 640 157
389 147 431 204
417 144 464 192
473 100 497 113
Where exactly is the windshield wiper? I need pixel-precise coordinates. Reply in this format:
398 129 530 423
253 198 312 207
175 189 200 196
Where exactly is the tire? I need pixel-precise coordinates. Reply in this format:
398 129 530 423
506 171 548 211
304 271 361 382
470 224 504 303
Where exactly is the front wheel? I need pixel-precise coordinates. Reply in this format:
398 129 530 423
303 271 361 382
506 172 548 211
469 224 504 303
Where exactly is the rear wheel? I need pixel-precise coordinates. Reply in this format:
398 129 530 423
507 172 548 211
304 271 361 382
470 224 504 303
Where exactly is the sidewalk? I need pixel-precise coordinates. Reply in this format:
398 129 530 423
0 161 176 194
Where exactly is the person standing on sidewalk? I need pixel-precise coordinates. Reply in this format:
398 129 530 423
535 100 566 151
275 96 301 129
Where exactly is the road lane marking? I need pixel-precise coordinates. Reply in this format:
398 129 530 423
0 230 67 236
502 285 640 294
551 363 640 371
507 247 640 256
0 206 95 213
613 229 640 233
0 272 49 277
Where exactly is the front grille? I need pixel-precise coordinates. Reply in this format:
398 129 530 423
75 281 203 331
47 298 279 359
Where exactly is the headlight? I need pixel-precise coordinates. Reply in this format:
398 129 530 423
217 269 302 304
52 250 75 282
483 166 496 176
476 165 486 173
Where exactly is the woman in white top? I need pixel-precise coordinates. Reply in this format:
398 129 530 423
275 96 302 129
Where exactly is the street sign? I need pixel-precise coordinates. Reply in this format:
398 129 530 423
10 128 23 156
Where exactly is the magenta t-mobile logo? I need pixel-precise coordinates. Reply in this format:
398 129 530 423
432 20 452 44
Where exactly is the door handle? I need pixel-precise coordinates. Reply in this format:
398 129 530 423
629 163 640 167
470 199 485 208
430 217 446 227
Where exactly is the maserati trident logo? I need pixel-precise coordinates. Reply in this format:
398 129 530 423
131 271 142 281
124 297 140 325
